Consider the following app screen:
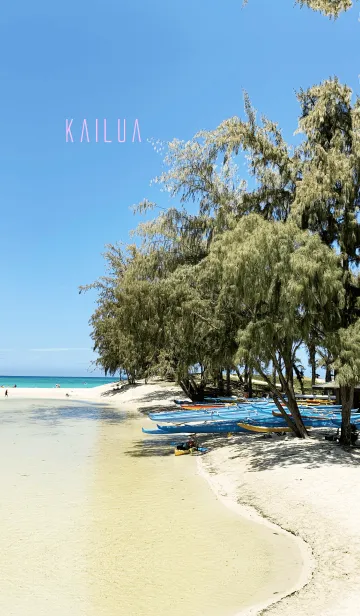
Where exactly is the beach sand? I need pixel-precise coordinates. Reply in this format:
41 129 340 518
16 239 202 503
96 381 360 615
199 432 360 615
0 384 305 616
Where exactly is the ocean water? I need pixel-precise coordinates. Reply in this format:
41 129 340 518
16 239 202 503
0 376 119 389
0 398 303 616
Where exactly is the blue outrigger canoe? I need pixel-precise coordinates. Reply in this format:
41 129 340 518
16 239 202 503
142 413 349 435
142 397 360 437
150 410 263 424
142 421 248 435
174 397 244 405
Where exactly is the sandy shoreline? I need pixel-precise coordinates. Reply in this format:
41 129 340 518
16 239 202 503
198 432 360 616
2 380 358 614
94 381 360 615
195 461 314 616
0 383 304 616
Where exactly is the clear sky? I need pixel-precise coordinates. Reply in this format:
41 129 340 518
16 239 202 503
0 0 358 376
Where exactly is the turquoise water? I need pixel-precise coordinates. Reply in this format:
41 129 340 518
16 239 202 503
0 376 119 389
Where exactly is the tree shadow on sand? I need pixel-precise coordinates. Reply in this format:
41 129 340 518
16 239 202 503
134 389 180 403
127 433 215 459
198 431 360 471
136 403 179 416
100 383 142 397
133 430 360 470
124 437 177 457
100 383 181 403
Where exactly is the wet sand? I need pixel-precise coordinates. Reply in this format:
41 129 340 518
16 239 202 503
0 399 304 616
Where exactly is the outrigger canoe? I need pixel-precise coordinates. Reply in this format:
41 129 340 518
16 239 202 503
174 398 243 405
271 410 336 421
178 403 238 410
159 421 246 434
237 422 312 433
143 422 247 435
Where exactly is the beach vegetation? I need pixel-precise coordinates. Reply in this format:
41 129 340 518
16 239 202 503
84 79 360 445
200 215 342 438
243 0 354 18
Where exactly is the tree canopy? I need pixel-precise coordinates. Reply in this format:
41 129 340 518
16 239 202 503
83 78 360 444
243 0 354 18
297 0 353 17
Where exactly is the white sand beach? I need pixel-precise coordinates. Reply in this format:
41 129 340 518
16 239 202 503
1 380 359 615
200 433 360 616
0 381 303 616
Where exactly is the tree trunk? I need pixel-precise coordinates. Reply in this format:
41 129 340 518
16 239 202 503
273 357 310 439
256 359 309 438
272 363 277 386
179 376 204 401
340 384 354 447
199 364 207 390
272 395 301 436
189 374 205 401
248 368 253 399
180 378 192 399
226 368 231 396
285 363 294 390
325 365 332 382
126 371 135 385
286 392 310 438
235 366 244 385
244 364 249 390
217 369 224 395
309 343 316 387
293 362 305 394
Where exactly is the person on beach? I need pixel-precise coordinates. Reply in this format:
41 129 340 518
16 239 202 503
4 389 8 397
177 437 199 452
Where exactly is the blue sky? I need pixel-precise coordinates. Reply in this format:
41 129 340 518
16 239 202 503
0 0 358 376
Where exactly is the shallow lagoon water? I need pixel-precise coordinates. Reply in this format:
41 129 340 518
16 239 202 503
0 399 304 616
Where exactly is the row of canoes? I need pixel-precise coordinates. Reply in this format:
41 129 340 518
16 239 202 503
142 396 360 437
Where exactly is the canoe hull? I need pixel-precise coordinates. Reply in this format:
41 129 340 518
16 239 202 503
155 422 247 434
237 422 312 433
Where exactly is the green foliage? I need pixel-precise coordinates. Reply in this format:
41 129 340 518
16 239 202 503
293 79 360 265
296 0 353 17
204 215 343 375
84 79 360 441
243 0 354 17
329 321 360 386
